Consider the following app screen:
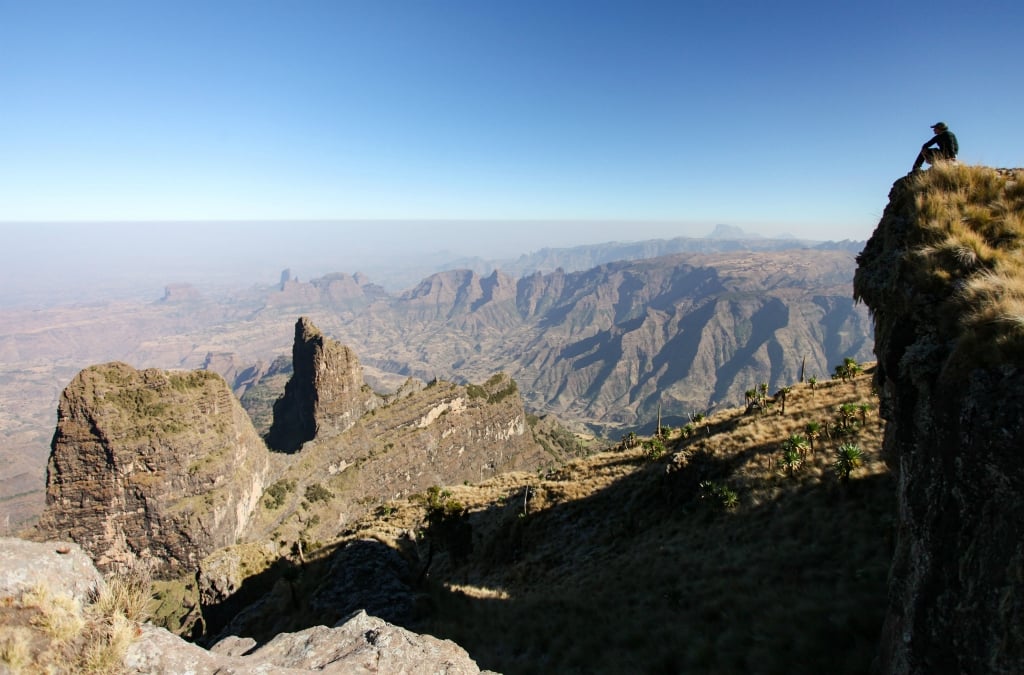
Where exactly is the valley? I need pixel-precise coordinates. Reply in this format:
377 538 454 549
0 237 870 534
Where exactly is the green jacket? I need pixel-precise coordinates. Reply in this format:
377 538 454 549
922 130 959 159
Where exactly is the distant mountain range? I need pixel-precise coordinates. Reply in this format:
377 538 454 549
248 245 870 436
414 232 863 293
0 234 869 531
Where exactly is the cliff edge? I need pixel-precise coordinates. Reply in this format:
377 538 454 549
854 164 1024 674
34 363 270 576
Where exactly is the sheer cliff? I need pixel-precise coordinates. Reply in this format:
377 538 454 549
34 363 270 576
265 317 380 452
854 164 1024 674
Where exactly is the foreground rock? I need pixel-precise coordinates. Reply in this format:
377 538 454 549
0 537 103 602
124 610 489 674
34 363 270 576
855 165 1024 674
0 536 490 675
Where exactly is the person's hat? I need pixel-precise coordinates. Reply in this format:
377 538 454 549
931 122 948 131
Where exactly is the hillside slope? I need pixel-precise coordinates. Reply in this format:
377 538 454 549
178 367 889 674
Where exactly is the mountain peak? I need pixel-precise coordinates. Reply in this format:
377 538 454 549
265 317 377 453
708 224 756 239
34 362 269 576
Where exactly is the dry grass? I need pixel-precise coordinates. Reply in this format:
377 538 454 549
0 567 151 674
318 366 890 674
904 164 1024 364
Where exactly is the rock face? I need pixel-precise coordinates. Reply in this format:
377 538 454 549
854 165 1024 674
266 317 380 452
34 363 270 576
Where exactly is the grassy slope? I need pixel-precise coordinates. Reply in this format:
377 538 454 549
326 367 890 674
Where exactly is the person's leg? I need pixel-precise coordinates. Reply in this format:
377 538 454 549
912 148 940 171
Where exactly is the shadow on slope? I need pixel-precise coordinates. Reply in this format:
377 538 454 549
418 454 892 674
185 371 890 674
198 408 892 674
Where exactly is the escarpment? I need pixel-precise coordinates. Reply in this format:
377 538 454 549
246 318 557 548
35 315 559 629
34 363 270 576
854 165 1024 674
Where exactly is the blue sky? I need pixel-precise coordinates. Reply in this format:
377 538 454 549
1 0 1022 292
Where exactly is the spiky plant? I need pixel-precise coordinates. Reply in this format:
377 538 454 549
804 421 822 453
779 447 803 477
834 444 864 484
784 433 810 458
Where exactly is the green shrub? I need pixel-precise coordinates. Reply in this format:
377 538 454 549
779 447 803 477
643 437 667 460
304 483 333 504
263 479 296 509
833 444 863 484
699 481 739 510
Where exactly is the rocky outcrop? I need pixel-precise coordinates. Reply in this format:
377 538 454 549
161 283 202 303
268 272 388 309
854 165 1024 674
0 537 103 602
249 368 557 548
266 317 381 452
34 363 270 576
0 536 489 675
124 610 490 674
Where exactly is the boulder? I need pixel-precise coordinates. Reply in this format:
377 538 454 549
0 537 103 602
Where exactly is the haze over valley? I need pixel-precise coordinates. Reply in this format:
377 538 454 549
0 231 869 533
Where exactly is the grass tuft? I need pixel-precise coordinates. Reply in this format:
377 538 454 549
1 567 150 673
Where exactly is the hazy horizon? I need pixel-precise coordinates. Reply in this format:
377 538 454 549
2 219 836 307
